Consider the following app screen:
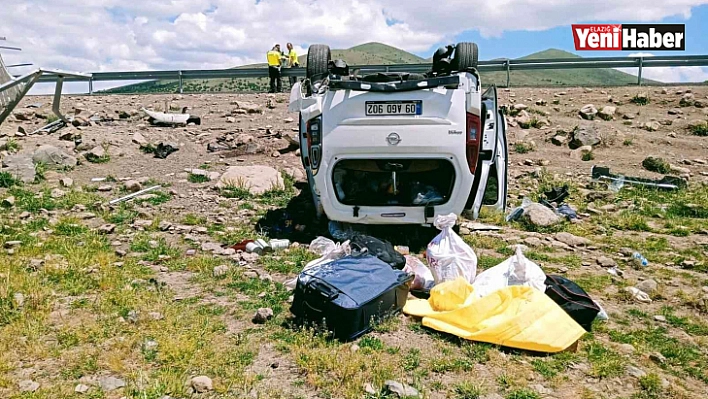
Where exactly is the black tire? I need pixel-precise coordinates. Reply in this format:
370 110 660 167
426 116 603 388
306 44 331 83
453 42 478 71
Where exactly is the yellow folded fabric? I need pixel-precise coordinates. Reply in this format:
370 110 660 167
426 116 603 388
404 278 586 353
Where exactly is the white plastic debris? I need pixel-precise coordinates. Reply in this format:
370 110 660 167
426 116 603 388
471 245 547 299
426 213 477 284
403 255 435 291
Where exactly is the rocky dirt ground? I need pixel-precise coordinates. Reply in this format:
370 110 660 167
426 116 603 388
0 85 707 399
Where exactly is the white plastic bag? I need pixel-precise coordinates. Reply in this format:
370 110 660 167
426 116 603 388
403 255 435 291
471 245 546 299
426 213 477 284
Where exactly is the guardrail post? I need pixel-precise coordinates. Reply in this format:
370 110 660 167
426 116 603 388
385 66 390 73
506 60 511 87
178 71 183 93
88 77 93 95
637 57 643 86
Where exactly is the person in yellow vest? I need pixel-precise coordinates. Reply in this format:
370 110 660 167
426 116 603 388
267 44 285 93
286 43 300 87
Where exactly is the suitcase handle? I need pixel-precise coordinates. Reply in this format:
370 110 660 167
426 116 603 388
306 280 339 301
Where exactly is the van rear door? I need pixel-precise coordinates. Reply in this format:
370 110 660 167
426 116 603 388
466 85 506 218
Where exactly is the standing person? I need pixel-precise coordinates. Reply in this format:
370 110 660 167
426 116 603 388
286 43 300 87
267 44 284 93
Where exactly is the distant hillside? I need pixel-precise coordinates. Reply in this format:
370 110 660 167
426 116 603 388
480 48 654 87
103 44 653 94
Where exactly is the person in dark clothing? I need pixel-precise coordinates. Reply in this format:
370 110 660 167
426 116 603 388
267 44 284 93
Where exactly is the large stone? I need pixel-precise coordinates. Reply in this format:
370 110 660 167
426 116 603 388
568 125 600 149
579 104 598 120
124 180 143 192
551 135 567 146
555 232 591 247
19 380 40 392
97 376 126 391
384 380 420 398
191 376 213 393
522 203 561 227
132 132 148 146
216 165 284 195
636 279 658 295
233 101 263 114
597 256 617 268
642 121 660 132
32 145 77 169
2 154 36 183
252 307 274 324
598 105 616 120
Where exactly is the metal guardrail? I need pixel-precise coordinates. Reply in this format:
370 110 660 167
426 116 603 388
27 54 708 93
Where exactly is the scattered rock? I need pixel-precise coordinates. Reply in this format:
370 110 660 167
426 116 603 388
124 180 143 193
555 232 591 247
654 315 666 322
635 279 658 295
232 101 263 114
597 256 617 268
551 135 566 146
669 164 690 175
60 177 74 187
19 380 40 392
2 196 15 207
384 380 420 398
75 384 90 394
213 264 230 277
522 203 561 227
13 292 25 307
85 145 108 162
98 224 116 234
627 365 646 379
649 352 667 364
98 185 113 192
523 237 543 247
32 145 77 169
579 104 598 120
568 125 600 149
598 105 616 120
252 307 274 324
570 145 593 160
191 376 214 393
641 121 660 132
50 188 66 199
132 132 148 146
217 165 284 195
668 108 682 115
97 376 126 391
2 155 36 183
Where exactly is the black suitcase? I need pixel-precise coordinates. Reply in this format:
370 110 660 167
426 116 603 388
290 254 414 341
544 275 601 332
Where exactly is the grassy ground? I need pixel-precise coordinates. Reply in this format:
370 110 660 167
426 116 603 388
1 167 707 399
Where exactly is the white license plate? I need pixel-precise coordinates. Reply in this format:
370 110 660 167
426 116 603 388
365 101 422 116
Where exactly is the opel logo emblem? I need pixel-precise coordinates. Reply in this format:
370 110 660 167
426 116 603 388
386 132 401 145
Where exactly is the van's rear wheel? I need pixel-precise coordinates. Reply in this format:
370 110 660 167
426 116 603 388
453 42 478 71
306 44 331 91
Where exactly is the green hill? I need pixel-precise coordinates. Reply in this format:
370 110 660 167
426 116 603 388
103 44 652 94
480 48 653 87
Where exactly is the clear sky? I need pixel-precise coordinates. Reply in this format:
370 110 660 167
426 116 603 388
2 0 708 93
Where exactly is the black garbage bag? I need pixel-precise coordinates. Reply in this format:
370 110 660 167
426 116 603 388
349 234 406 270
544 275 601 332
